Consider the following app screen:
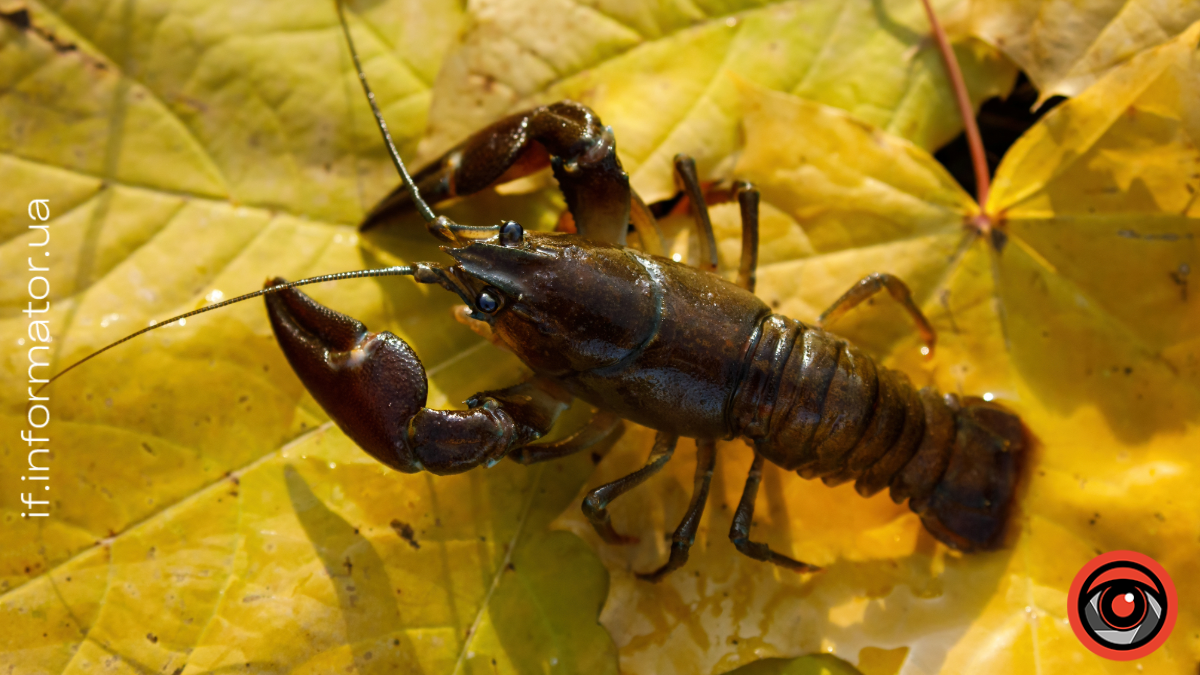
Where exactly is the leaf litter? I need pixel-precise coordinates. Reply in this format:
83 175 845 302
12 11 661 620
2 1 1198 674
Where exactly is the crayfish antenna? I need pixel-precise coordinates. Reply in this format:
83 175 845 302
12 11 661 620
336 0 435 224
336 1 504 245
35 266 416 394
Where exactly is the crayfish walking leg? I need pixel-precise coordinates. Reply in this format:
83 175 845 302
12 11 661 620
508 411 624 465
639 439 718 582
584 431 679 545
730 454 821 572
819 273 937 356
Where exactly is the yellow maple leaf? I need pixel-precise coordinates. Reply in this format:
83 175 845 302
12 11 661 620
552 21 1200 675
1 2 615 673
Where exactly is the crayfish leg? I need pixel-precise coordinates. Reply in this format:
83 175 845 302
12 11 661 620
509 410 623 465
663 167 761 293
734 183 760 293
582 430 680 545
637 438 718 583
818 273 937 358
729 454 821 574
673 154 719 272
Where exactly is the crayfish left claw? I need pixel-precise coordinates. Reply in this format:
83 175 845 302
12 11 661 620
265 278 428 473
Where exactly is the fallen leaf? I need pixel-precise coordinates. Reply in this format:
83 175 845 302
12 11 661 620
419 0 1016 202
5 0 1197 673
0 2 614 673
553 25 1200 675
970 0 1200 103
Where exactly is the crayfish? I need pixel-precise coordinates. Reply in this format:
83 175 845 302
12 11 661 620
50 2 1027 583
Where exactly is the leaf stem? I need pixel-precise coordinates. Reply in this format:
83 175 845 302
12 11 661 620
919 0 991 226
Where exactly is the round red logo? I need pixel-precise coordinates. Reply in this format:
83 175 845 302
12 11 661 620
1067 550 1177 660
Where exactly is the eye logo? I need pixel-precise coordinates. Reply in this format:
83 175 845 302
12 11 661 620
1068 550 1177 660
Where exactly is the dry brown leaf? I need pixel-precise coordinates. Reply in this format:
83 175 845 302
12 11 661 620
970 0 1200 103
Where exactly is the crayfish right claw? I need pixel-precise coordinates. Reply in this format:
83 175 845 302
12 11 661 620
265 279 428 473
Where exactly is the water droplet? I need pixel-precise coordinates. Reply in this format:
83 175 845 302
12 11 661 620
17 338 24 346
920 346 930 356
328 462 337 469
982 392 994 401
206 289 224 303
672 253 682 262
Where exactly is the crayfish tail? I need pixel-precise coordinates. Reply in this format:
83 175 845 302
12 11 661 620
905 395 1030 552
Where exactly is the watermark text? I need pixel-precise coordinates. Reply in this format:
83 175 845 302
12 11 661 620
22 199 51 518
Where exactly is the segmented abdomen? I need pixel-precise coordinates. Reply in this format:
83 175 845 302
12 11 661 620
729 314 1026 551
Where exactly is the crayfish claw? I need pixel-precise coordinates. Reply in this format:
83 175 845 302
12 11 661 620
266 282 586 476
265 280 428 473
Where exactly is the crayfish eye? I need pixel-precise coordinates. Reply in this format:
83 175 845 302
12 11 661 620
477 289 501 313
499 220 523 246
